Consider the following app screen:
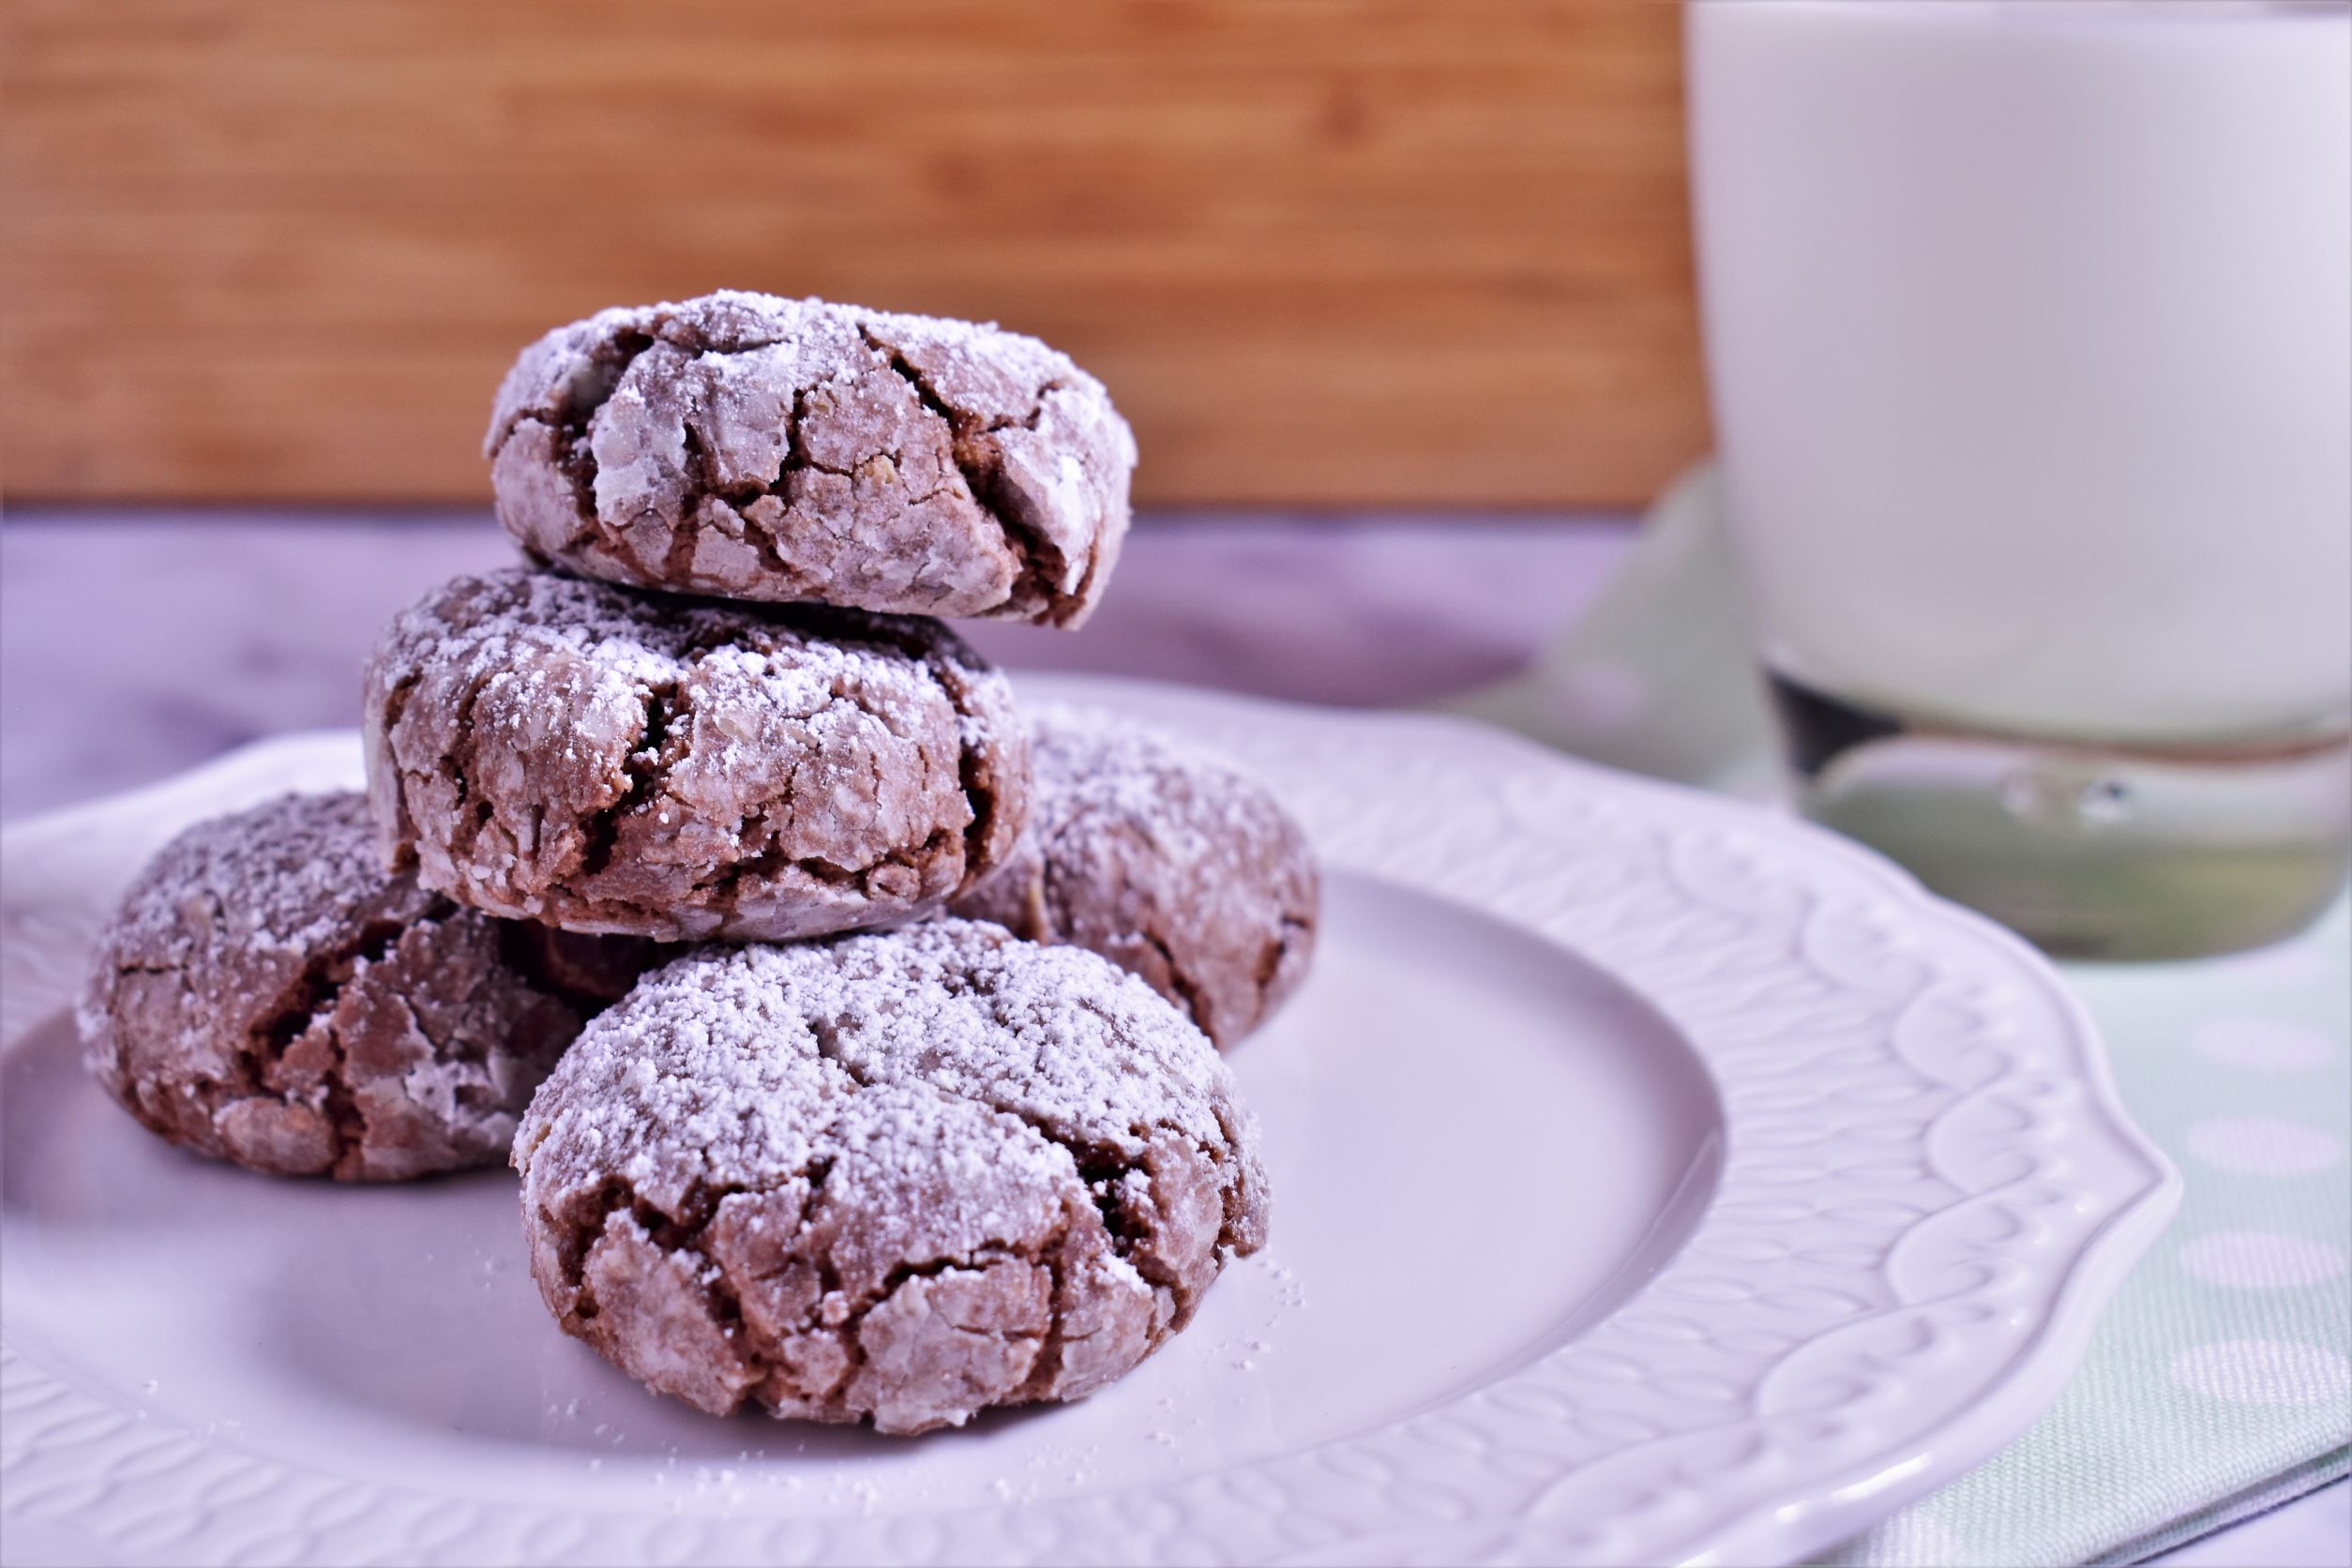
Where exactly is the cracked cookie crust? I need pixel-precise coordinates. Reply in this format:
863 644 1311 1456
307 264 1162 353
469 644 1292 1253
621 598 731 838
486 291 1137 627
513 920 1269 1435
951 706 1319 1050
77 792 656 1182
363 567 1029 942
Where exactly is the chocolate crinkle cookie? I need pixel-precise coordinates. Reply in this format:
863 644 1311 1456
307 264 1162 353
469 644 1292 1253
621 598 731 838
486 291 1137 627
78 791 656 1182
363 567 1028 942
513 921 1269 1435
951 706 1319 1049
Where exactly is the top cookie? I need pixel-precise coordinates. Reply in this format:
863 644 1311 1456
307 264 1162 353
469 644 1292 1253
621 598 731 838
486 292 1137 627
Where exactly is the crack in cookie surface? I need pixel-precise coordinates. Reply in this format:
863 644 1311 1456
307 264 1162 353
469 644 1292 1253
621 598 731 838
513 921 1268 1433
77 792 656 1181
856 328 1079 623
485 292 1134 626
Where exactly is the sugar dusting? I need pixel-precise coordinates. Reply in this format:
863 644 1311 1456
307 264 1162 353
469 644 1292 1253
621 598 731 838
83 791 396 978
951 703 1320 1048
1015 704 1270 880
520 919 1254 1217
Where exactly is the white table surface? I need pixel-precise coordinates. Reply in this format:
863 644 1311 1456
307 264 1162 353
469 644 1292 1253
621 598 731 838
1 510 2343 1567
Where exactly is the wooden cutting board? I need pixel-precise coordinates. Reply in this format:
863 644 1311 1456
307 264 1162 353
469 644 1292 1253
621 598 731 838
0 0 1708 509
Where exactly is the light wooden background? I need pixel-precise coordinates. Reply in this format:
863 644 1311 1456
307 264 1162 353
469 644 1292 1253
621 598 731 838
1 1 1707 509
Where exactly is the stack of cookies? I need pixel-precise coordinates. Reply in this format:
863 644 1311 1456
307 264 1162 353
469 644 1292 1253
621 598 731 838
77 292 1320 1435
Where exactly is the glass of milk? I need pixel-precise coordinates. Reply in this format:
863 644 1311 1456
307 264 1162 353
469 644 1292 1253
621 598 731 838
1687 0 2352 957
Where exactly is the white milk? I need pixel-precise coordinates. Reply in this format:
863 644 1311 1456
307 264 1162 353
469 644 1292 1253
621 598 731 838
1688 0 2352 744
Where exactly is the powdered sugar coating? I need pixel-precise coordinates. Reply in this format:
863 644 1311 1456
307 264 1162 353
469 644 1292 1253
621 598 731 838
77 792 654 1181
952 705 1319 1048
514 920 1268 1434
362 567 1029 942
487 292 1136 627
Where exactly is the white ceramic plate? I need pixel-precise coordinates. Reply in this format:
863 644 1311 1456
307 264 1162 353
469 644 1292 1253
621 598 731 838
0 676 2178 1568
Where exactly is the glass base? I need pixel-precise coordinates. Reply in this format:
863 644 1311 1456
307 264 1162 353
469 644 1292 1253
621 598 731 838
1768 673 2352 960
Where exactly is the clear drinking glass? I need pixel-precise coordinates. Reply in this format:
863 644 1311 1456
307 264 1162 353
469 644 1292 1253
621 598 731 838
1685 0 2352 957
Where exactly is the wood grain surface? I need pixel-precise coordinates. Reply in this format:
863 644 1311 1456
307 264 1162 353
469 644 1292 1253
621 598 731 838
0 1 1708 508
